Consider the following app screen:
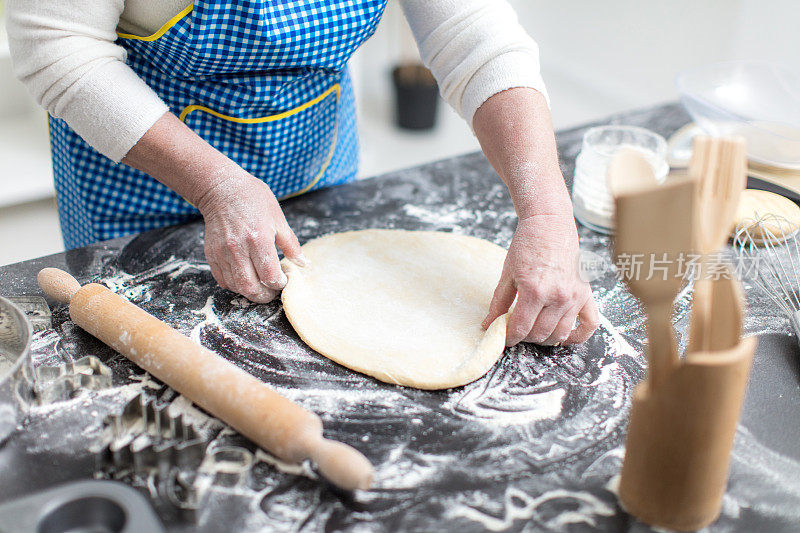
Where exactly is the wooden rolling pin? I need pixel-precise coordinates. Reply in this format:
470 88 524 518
37 267 373 491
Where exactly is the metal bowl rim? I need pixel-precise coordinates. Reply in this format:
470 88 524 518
0 295 32 384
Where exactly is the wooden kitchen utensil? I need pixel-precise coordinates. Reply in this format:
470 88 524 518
688 136 747 352
37 268 374 491
608 150 699 389
618 269 755 531
612 142 756 530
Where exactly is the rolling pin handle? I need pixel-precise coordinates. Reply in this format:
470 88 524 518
38 268 82 304
311 438 374 491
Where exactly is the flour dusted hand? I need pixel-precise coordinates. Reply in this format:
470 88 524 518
197 170 306 303
482 214 599 346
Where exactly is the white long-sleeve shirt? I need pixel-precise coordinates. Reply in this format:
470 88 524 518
6 0 548 163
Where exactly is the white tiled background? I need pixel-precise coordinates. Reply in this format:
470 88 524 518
1 0 798 266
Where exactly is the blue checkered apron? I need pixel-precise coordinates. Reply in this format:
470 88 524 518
49 0 387 249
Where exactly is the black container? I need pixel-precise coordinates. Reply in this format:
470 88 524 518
392 64 439 130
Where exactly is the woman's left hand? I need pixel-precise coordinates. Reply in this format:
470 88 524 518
482 212 599 346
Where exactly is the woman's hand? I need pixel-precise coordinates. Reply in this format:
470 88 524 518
196 170 306 303
120 112 306 304
482 213 599 346
471 87 599 346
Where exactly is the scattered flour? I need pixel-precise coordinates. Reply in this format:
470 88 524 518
449 487 615 531
402 204 481 227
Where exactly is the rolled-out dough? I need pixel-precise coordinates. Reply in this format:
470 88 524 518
280 229 509 390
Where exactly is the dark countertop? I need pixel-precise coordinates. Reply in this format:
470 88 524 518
1 103 799 532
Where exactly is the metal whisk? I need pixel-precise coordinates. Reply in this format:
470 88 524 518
733 213 800 339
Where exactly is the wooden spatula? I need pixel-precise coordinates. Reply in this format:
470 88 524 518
688 136 747 352
609 150 699 389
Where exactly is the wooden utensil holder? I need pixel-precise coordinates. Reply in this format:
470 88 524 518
618 274 756 531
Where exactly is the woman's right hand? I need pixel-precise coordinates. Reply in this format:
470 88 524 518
196 169 306 303
118 112 305 302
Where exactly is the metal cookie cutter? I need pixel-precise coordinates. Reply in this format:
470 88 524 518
165 468 202 521
4 296 52 333
200 445 254 488
95 391 223 522
34 355 113 404
160 446 254 522
96 392 211 479
164 445 254 522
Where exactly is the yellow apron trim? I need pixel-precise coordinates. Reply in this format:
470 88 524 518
280 125 338 200
178 84 341 199
116 4 194 41
177 84 341 123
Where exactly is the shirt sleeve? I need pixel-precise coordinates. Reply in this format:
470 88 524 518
399 0 549 129
6 0 169 162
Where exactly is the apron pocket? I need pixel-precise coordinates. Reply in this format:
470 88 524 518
179 84 340 199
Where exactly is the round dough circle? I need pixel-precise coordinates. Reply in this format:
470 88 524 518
280 229 509 390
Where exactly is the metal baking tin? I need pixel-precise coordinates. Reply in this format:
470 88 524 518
0 480 164 532
0 296 34 445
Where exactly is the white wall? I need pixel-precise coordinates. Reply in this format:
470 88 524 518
514 0 799 126
351 0 800 178
734 0 800 68
0 10 61 267
516 1 737 118
350 1 482 179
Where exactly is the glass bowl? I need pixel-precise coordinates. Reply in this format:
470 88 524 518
676 61 800 169
572 125 668 234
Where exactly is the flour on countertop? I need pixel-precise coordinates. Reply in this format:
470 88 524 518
58 252 640 531
13 110 800 531
449 487 616 531
21 243 789 532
